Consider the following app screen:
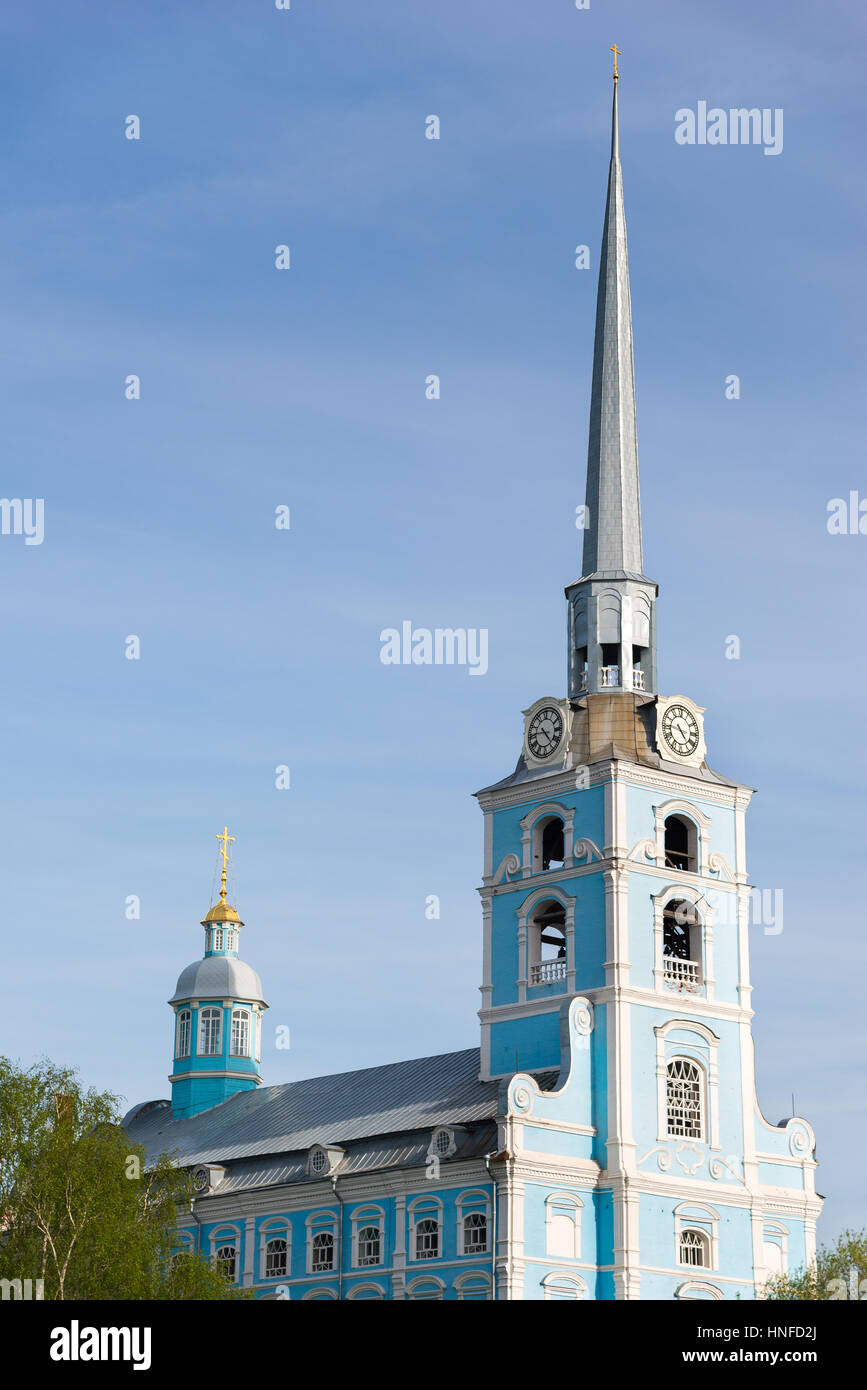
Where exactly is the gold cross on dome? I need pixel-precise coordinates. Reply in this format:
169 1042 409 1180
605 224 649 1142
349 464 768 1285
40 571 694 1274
216 825 235 898
610 43 622 80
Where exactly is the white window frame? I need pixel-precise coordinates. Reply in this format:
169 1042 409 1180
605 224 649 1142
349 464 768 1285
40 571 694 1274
230 1008 251 1057
652 884 715 1002
520 801 576 876
516 886 576 1001
259 1218 291 1280
175 1009 191 1059
302 1287 337 1300
456 1190 491 1256
454 1271 492 1300
198 1006 223 1057
408 1196 443 1263
350 1205 385 1269
674 1203 720 1271
406 1275 446 1301
213 928 224 951
209 1223 242 1284
654 1020 720 1149
652 798 711 875
346 1282 386 1300
760 1220 789 1280
306 1211 338 1275
308 1146 329 1176
429 1127 455 1160
545 1191 583 1259
676 1280 723 1300
542 1272 587 1300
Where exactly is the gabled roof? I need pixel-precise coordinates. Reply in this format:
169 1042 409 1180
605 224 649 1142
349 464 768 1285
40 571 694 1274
124 1047 553 1171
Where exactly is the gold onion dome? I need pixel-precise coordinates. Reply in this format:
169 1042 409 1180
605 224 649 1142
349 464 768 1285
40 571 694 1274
201 899 243 926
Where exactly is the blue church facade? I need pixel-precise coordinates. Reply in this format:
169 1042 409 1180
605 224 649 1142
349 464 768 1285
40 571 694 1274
124 70 821 1300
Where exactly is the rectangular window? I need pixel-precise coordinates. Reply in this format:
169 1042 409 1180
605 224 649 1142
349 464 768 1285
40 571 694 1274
199 1009 222 1056
231 1010 250 1057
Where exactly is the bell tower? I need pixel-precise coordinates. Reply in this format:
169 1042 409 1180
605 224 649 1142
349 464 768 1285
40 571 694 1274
475 55 821 1299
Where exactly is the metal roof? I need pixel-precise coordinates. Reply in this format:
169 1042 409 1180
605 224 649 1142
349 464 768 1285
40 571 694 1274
125 1047 550 1171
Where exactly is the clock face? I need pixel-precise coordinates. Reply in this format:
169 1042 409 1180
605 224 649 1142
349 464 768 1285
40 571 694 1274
527 706 564 760
661 703 700 758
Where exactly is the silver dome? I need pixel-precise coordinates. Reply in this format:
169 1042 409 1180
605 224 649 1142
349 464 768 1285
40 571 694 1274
168 955 266 1006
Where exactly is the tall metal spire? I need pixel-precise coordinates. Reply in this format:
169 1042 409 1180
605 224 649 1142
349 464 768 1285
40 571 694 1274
581 62 643 579
566 57 658 701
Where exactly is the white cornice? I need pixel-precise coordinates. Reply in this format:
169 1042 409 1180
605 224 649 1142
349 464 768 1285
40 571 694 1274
479 856 741 898
477 758 751 814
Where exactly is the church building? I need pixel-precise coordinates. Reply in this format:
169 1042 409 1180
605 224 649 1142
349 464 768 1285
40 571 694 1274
124 65 822 1300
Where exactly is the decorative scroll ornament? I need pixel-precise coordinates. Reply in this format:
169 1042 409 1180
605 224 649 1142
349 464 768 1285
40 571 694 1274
675 1143 704 1175
573 838 604 865
709 1155 742 1182
707 851 735 883
573 1003 595 1036
491 853 521 886
788 1123 811 1158
628 837 658 864
510 1084 533 1115
637 1146 672 1172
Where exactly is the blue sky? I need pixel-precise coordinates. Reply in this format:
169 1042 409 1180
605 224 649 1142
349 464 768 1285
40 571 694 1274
0 0 864 1243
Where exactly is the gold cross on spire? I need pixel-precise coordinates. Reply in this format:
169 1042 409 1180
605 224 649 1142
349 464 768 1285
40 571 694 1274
216 825 235 901
610 43 621 81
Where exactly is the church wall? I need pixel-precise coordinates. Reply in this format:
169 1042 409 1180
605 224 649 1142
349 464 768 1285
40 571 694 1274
629 1004 747 1165
623 781 739 871
757 1161 805 1191
490 1009 560 1075
637 1191 756 1299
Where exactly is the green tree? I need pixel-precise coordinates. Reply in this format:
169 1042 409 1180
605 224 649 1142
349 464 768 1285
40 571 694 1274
764 1229 867 1301
0 1057 250 1300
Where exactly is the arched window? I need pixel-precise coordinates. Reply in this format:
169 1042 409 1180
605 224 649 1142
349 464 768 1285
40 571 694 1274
530 899 567 985
407 1277 444 1301
230 1008 250 1057
542 1273 586 1300
545 1193 582 1258
260 1219 291 1280
357 1225 381 1267
762 1222 789 1279
432 1128 452 1157
531 814 567 873
213 928 224 950
662 900 702 992
175 1009 191 1059
415 1218 440 1261
666 1058 704 1139
538 817 565 871
664 814 697 872
462 1212 487 1255
265 1237 288 1277
347 1282 385 1300
455 1272 492 1300
214 1244 237 1282
679 1229 711 1268
198 1007 222 1056
350 1205 384 1268
311 1231 335 1273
